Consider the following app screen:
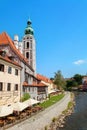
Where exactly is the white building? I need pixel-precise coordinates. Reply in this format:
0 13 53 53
0 20 48 103
0 51 21 105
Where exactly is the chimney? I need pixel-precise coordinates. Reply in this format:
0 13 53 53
14 35 19 49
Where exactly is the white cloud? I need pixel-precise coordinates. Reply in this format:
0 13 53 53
73 60 86 65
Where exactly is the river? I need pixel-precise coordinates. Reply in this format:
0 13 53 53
57 92 87 130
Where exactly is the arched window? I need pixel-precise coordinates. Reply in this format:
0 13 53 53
26 52 29 59
27 42 29 48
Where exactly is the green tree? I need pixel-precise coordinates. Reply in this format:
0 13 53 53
73 74 82 85
21 93 30 102
66 80 78 91
54 70 66 90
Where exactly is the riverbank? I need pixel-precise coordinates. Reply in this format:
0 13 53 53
47 92 75 130
6 92 71 130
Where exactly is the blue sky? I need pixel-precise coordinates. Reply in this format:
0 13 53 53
0 0 87 78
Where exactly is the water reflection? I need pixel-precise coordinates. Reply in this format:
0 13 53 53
57 92 87 130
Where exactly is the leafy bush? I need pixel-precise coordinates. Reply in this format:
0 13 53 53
44 125 48 130
52 117 56 122
21 93 30 102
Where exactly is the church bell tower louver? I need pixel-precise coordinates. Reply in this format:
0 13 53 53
23 19 36 74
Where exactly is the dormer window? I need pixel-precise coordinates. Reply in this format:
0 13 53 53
0 50 6 57
8 56 14 61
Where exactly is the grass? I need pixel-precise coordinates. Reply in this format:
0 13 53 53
39 93 64 109
67 101 74 109
62 101 74 114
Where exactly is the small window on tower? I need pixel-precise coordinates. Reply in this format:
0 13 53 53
30 42 32 49
30 37 32 39
30 60 32 67
30 50 32 59
26 52 29 59
27 42 29 48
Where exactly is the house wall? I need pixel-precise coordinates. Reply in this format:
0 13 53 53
41 81 53 93
23 86 48 101
0 44 35 98
0 58 21 105
37 87 47 100
23 86 37 100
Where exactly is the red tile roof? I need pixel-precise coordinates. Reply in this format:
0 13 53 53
0 32 9 45
0 32 34 71
37 74 53 83
23 81 47 87
23 81 29 86
0 55 21 68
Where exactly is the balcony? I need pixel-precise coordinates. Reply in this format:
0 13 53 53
38 91 46 95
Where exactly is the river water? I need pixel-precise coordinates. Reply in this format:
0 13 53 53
57 92 87 130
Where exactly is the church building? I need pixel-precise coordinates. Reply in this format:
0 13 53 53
0 20 48 105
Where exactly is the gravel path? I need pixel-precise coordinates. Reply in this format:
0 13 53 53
6 92 71 130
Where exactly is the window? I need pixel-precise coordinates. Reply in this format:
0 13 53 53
23 87 26 92
7 83 11 91
0 64 4 72
27 42 29 48
30 42 32 49
15 84 18 91
0 82 3 91
23 41 25 49
8 67 12 74
15 69 18 75
30 37 32 39
28 87 30 91
32 87 34 92
30 50 32 59
26 52 29 59
25 73 28 83
30 60 32 67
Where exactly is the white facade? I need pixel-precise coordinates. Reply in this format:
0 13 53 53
41 80 53 93
0 57 21 105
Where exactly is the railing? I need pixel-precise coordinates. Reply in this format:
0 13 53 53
38 91 46 95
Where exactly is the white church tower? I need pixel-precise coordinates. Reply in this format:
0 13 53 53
22 19 36 74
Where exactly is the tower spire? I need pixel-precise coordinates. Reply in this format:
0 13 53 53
25 19 34 35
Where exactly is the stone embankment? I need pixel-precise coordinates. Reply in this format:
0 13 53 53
7 92 72 130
